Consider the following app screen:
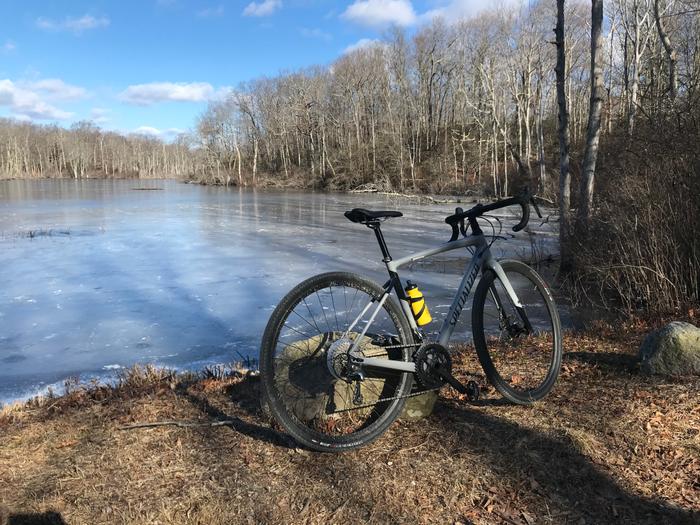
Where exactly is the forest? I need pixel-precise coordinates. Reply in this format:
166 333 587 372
1 0 698 313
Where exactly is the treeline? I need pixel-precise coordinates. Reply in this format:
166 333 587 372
0 119 201 180
193 0 700 196
2 0 698 197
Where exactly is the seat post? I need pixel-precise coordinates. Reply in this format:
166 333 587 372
368 222 392 262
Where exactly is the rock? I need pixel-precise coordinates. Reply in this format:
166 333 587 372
400 389 438 421
272 333 436 422
639 321 700 375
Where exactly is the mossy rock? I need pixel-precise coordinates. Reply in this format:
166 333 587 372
399 389 438 421
272 334 436 422
639 321 700 376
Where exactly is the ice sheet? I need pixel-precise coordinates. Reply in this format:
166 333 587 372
0 179 561 404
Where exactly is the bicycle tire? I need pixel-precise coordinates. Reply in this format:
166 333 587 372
471 260 562 404
260 272 414 452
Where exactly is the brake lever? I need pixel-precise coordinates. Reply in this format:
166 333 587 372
447 207 467 242
459 219 467 237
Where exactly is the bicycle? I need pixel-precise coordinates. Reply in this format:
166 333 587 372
259 188 562 452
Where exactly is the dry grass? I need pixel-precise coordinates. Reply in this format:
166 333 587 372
0 325 698 525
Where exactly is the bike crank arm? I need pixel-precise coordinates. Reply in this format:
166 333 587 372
435 365 468 394
435 366 481 400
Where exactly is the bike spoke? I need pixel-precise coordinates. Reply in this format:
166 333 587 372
301 297 324 336
329 285 340 332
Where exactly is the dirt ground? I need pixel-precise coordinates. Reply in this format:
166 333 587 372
0 323 698 525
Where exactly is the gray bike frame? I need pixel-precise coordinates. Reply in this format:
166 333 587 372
346 233 524 374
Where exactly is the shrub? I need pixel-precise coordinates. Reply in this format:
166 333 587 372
565 105 700 314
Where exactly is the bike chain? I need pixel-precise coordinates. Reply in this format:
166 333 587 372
331 342 442 414
329 385 442 414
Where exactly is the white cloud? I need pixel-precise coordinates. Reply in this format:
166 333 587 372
119 82 220 105
341 0 417 28
2 41 16 54
27 79 88 101
0 79 74 120
133 126 186 139
90 107 111 124
341 0 508 29
243 0 282 17
197 5 225 18
300 27 332 41
421 0 509 23
36 14 110 34
343 38 383 54
133 126 162 136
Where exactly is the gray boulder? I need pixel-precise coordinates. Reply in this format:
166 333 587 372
639 321 700 375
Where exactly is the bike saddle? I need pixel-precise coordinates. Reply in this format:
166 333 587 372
344 208 403 223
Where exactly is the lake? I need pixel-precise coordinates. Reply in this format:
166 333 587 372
0 179 561 405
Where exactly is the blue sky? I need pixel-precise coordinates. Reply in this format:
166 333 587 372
0 0 497 139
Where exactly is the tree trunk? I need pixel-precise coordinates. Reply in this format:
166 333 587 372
653 0 678 101
578 0 605 227
555 0 572 269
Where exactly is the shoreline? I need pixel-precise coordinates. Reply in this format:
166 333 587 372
0 174 496 201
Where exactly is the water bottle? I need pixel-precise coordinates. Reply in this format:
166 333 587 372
405 281 432 326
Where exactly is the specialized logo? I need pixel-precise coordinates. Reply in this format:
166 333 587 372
449 256 482 326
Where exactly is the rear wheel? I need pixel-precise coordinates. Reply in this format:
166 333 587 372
472 260 562 404
260 272 414 452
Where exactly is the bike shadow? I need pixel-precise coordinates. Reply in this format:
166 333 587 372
4 511 66 525
427 401 699 524
468 397 512 407
173 378 296 450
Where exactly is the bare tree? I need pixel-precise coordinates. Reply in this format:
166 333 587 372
578 0 605 227
555 0 572 269
654 0 679 100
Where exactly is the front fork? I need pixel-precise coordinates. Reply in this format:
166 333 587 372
485 260 533 336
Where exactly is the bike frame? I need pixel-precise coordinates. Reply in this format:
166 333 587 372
346 231 525 374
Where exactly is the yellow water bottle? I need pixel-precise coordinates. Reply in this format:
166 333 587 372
405 281 432 326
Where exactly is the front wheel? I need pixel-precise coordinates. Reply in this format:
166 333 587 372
259 272 414 452
472 260 562 404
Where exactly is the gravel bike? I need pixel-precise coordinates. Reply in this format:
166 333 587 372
260 189 562 451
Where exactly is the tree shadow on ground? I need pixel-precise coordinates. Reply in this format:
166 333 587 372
429 401 699 524
564 350 638 373
6 511 66 525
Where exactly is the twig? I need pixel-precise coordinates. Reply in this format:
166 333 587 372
118 419 235 430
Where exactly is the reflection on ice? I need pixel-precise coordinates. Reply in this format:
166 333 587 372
0 179 562 404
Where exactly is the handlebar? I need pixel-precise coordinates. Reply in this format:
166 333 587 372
445 187 542 242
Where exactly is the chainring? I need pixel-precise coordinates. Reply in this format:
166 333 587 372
413 343 452 389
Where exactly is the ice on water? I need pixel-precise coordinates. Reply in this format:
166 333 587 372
0 179 560 404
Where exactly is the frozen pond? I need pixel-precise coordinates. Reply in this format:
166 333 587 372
0 179 561 405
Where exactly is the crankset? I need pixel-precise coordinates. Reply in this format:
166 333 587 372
414 343 480 401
